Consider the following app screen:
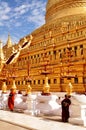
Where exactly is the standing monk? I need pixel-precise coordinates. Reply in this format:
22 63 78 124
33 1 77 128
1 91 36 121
8 88 16 111
61 94 71 122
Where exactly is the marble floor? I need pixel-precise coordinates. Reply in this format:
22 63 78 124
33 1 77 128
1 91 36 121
0 110 86 130
0 120 32 130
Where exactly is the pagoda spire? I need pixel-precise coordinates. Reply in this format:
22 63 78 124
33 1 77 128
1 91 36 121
0 40 4 61
6 34 12 48
0 40 5 72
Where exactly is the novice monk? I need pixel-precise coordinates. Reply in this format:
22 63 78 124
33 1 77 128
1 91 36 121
8 88 16 111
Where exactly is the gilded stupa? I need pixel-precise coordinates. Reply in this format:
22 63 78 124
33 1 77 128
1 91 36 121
1 0 86 93
46 0 86 22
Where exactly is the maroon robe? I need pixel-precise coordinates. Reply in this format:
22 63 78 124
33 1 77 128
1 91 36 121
61 95 71 122
8 91 16 111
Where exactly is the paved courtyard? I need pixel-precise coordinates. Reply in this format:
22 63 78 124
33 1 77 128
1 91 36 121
0 121 32 130
0 110 86 130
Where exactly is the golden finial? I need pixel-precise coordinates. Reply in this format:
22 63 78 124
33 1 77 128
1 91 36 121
2 81 7 93
11 80 17 92
26 84 32 94
66 82 73 95
43 77 50 93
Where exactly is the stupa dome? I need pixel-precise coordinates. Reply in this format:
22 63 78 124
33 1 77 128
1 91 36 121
45 0 86 22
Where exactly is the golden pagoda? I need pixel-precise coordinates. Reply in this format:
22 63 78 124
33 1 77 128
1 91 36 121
0 40 5 71
1 0 86 93
6 34 12 48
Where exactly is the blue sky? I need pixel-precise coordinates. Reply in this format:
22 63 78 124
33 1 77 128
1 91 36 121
0 0 47 45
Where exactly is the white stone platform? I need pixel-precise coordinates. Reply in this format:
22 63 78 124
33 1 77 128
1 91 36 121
0 110 86 130
0 91 86 127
